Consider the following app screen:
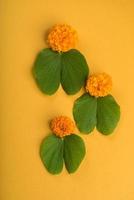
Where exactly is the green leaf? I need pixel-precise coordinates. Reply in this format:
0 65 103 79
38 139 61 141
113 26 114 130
64 134 86 173
61 49 89 94
40 134 63 174
33 48 89 95
73 93 97 133
97 95 120 135
33 48 61 95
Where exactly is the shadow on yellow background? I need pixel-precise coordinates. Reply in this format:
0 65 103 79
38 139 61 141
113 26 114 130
1 0 134 199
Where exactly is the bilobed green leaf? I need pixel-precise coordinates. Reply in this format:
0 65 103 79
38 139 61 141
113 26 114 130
33 48 89 95
64 134 86 173
61 49 89 94
97 95 120 135
33 48 61 95
40 134 63 174
73 93 97 133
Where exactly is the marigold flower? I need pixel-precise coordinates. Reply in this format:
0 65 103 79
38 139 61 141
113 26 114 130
47 24 78 52
50 116 75 137
85 73 112 97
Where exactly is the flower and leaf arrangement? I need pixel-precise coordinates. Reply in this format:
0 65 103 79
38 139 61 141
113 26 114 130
33 24 121 174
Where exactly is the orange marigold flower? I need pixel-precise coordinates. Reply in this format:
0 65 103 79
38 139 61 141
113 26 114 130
85 73 112 97
47 24 78 52
50 116 75 137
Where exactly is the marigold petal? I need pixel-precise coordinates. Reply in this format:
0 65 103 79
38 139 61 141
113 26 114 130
50 116 75 137
47 24 78 52
85 73 112 97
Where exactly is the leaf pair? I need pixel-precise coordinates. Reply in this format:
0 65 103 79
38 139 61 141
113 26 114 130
40 134 86 174
33 48 89 95
73 94 120 135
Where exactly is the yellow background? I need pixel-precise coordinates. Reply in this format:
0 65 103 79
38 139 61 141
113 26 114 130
1 0 134 199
